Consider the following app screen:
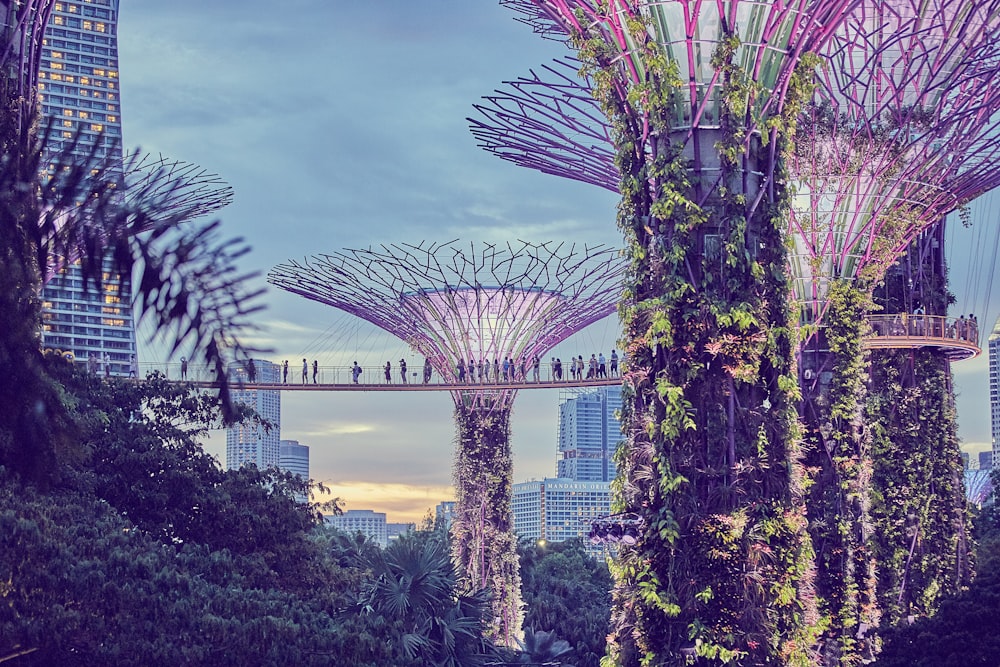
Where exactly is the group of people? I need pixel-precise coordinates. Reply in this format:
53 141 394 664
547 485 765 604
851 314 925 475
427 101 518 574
872 308 980 344
86 352 139 378
259 350 625 386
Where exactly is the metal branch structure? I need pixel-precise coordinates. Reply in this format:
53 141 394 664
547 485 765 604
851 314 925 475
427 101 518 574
503 0 857 212
789 0 1000 322
40 151 235 282
269 240 625 647
123 152 235 229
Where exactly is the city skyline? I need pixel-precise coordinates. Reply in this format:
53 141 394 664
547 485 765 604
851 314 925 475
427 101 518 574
118 2 1000 524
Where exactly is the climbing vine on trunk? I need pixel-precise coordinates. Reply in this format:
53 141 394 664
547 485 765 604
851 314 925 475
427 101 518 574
800 280 879 666
577 20 821 666
450 398 523 648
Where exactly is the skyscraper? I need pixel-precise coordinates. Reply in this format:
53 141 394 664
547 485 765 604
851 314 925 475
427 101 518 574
37 0 133 373
990 315 1000 469
279 439 309 479
326 509 389 548
512 478 611 558
557 385 622 482
226 360 281 470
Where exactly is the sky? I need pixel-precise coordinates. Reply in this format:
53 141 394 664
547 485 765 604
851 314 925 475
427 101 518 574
117 1 1000 523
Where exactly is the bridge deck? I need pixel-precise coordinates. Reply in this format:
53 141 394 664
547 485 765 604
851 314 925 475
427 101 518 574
180 377 623 392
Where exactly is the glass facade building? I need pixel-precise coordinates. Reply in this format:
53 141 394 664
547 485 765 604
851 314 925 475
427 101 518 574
226 360 281 470
512 478 611 558
279 439 310 479
557 386 622 482
990 316 1000 470
38 0 133 373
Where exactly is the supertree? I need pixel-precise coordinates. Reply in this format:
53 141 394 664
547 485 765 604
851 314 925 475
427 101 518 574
473 2 1000 662
482 2 864 664
268 240 625 646
41 151 235 281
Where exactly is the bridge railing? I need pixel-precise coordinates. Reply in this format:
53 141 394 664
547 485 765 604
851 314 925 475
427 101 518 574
136 360 625 387
865 313 981 360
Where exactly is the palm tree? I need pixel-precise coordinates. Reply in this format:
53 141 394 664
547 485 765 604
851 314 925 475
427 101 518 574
343 532 496 666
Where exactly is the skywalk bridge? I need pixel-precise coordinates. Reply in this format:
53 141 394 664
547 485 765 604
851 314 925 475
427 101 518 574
129 313 978 391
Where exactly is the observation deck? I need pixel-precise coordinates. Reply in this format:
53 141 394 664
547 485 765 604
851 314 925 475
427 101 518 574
864 314 980 361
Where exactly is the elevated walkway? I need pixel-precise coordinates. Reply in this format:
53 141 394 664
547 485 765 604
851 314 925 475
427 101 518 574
138 361 623 392
864 314 980 361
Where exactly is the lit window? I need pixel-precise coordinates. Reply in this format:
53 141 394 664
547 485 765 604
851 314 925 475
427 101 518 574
106 93 114 100
50 62 63 70
62 120 73 127
90 123 103 132
38 83 45 90
62 131 73 138
107 82 115 89
53 15 63 25
83 21 91 30
68 3 78 11
63 109 73 116
51 51 63 59
65 76 74 82
108 70 117 78
95 23 106 32
80 89 89 96
79 76 89 85
92 68 104 76
78 111 88 118
55 2 63 9
107 115 116 122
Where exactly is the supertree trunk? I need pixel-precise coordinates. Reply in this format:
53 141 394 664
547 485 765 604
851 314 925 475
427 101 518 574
450 393 523 647
865 224 973 624
867 349 972 624
600 44 821 664
799 281 879 666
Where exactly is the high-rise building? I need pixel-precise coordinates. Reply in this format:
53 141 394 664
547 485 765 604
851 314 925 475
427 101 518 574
512 478 611 558
326 509 388 548
557 386 622 482
279 439 309 479
980 450 994 472
37 0 134 374
226 360 281 470
990 316 1000 469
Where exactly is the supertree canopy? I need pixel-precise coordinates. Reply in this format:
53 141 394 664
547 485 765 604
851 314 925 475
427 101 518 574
41 151 235 282
269 240 625 646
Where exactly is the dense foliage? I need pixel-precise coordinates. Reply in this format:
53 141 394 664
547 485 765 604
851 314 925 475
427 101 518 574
866 228 972 625
571 15 818 665
871 523 1000 666
519 539 613 667
0 361 390 665
800 280 879 665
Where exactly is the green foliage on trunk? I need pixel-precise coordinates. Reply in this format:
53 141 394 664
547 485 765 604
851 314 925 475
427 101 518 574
801 281 880 666
571 17 820 666
451 399 524 647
